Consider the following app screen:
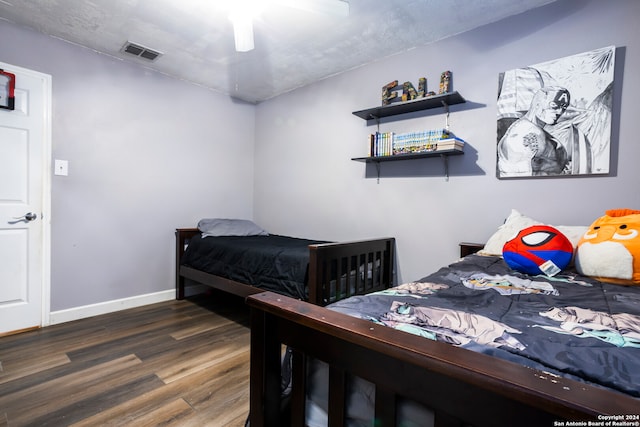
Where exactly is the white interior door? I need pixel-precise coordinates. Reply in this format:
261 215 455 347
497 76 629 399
0 62 51 335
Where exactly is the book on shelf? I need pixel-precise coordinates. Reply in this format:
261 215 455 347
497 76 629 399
435 137 465 152
369 129 456 157
369 131 394 157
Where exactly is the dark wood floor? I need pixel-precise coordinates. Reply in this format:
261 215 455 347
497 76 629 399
0 290 251 427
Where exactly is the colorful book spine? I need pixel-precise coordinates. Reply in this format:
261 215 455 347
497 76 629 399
368 129 461 157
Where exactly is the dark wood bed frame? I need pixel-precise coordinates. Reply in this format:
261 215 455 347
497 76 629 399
175 228 395 306
246 243 640 427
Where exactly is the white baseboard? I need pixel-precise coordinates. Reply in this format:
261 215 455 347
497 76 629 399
49 289 175 325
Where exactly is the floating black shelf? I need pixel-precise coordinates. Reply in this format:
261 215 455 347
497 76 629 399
352 149 463 181
352 91 466 120
351 149 463 163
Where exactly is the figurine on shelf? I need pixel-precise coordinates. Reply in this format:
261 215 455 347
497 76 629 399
439 71 452 94
418 77 426 97
402 81 418 101
382 80 399 105
381 72 452 105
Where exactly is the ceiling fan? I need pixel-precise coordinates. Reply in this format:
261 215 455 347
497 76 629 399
229 0 350 52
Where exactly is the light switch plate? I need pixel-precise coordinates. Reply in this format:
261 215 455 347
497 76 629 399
54 159 68 176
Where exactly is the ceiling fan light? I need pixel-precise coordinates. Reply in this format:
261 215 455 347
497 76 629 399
228 0 348 52
230 14 255 52
275 0 349 17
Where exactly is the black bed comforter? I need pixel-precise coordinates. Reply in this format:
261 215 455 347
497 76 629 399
327 254 640 398
180 234 329 300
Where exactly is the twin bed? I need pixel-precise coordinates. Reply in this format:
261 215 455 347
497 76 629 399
245 211 640 426
175 219 395 305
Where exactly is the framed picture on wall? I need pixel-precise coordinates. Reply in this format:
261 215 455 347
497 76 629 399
496 46 616 178
0 69 16 110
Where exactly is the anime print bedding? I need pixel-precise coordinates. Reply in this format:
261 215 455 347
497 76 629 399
327 253 640 398
180 234 329 300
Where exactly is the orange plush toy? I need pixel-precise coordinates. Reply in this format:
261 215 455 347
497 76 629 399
575 209 640 285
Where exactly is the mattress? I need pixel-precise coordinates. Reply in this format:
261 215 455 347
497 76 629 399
305 253 640 426
180 233 329 300
328 253 640 397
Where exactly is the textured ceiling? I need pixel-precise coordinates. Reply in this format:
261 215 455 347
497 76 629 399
0 0 556 103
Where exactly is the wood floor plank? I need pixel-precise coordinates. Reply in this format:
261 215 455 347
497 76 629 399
133 321 248 370
0 323 111 362
182 352 250 412
69 354 249 427
116 398 194 427
60 312 196 357
0 292 251 426
176 346 251 427
23 374 166 427
71 398 194 427
0 352 70 385
67 382 195 426
64 327 178 363
0 348 144 398
156 333 249 384
159 344 249 384
0 354 144 424
170 315 238 340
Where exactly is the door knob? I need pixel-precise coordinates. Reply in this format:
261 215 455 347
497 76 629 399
14 212 38 222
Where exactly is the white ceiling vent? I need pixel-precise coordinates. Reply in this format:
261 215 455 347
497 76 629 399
121 41 162 61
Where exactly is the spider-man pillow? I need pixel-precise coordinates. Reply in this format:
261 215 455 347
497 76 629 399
575 209 640 285
503 225 573 276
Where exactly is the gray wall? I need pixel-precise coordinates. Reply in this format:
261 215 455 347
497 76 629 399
0 20 256 311
254 0 640 283
1 0 638 313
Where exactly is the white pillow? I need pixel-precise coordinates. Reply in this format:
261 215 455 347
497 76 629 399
478 209 587 257
555 225 589 249
197 218 269 237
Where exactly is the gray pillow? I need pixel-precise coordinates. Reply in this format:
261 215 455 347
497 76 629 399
197 218 269 237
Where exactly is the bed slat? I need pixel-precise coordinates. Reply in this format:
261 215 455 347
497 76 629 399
374 386 396 427
328 366 347 427
290 349 307 427
308 238 394 305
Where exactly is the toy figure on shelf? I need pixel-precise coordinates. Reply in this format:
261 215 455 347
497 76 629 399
402 81 418 101
418 77 426 97
439 71 451 94
382 80 399 105
381 71 452 105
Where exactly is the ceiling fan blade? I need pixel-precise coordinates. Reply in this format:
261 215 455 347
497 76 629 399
274 0 349 17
